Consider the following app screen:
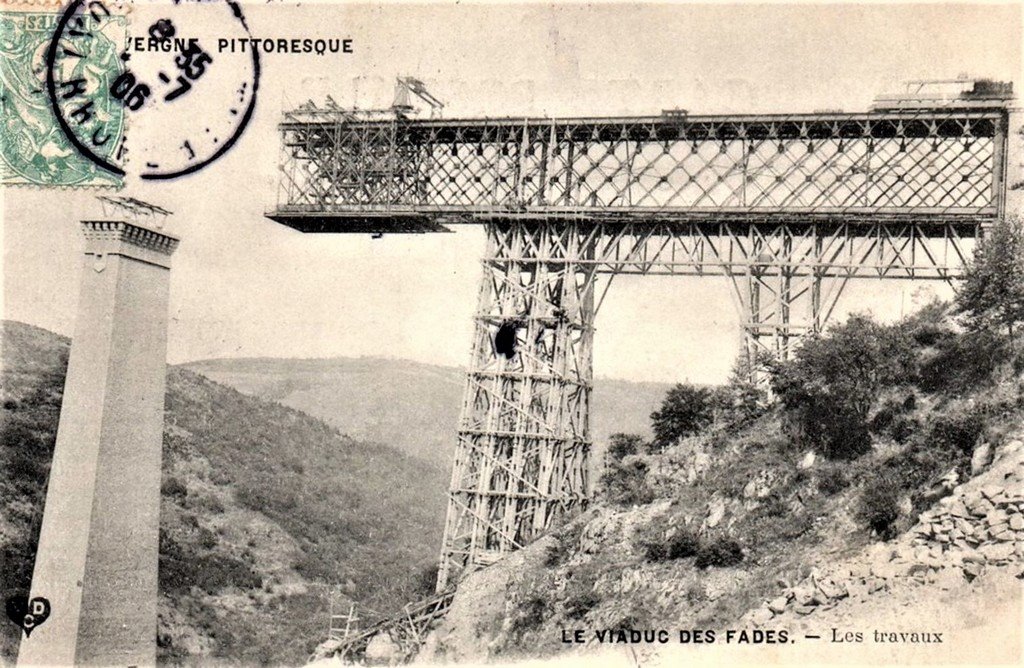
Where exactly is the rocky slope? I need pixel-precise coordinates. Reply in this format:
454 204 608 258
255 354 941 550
406 308 1024 667
415 428 1023 667
746 435 1024 626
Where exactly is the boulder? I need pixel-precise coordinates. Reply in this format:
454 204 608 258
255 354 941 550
792 585 817 606
846 579 871 600
979 542 1015 563
962 561 983 580
768 595 789 614
743 470 776 499
798 451 816 470
961 549 987 565
750 607 774 626
705 498 726 529
816 578 847 600
971 442 994 474
948 499 972 519
364 632 403 664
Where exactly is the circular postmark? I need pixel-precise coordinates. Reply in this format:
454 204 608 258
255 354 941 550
45 0 260 180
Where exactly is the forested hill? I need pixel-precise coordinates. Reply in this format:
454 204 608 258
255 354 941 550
185 356 672 471
0 320 447 664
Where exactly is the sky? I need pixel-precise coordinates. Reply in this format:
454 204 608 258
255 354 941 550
3 1 1021 383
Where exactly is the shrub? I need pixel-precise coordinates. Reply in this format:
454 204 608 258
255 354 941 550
927 408 984 456
816 467 849 495
563 571 601 620
857 474 902 538
197 526 219 550
721 355 769 425
650 384 715 450
599 460 655 507
544 522 583 567
159 539 262 595
413 562 439 598
235 481 299 512
684 581 706 604
189 492 226 514
161 476 188 499
694 537 744 569
917 329 1011 395
902 301 954 347
607 433 645 462
507 574 553 638
636 524 700 562
771 315 916 460
869 393 919 444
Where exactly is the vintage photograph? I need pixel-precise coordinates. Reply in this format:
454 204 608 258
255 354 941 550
1 1 1022 666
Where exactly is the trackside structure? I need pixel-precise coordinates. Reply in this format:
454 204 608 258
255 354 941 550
268 78 1018 592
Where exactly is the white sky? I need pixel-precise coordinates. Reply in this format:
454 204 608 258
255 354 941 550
3 1 1021 383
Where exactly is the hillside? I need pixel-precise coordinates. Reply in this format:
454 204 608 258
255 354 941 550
184 357 672 471
408 301 1024 665
0 321 447 665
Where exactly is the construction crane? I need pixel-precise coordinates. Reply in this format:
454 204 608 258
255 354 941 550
391 76 445 118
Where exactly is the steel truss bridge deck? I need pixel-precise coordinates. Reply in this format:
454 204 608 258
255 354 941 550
271 109 1007 230
269 100 1013 593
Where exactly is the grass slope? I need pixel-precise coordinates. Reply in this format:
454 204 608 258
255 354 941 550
0 321 446 665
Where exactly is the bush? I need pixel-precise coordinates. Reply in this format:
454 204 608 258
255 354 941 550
771 315 916 460
694 537 744 569
650 384 715 450
599 460 655 507
857 474 902 539
917 329 1011 395
563 570 601 620
927 408 984 456
161 476 188 499
159 538 262 595
606 433 645 462
869 394 919 444
636 524 700 562
956 215 1024 342
235 481 299 512
413 562 439 598
544 522 583 567
816 467 849 495
721 355 769 425
507 574 553 638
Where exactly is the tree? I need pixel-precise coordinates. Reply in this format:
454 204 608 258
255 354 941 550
770 314 915 460
649 383 714 450
956 215 1024 344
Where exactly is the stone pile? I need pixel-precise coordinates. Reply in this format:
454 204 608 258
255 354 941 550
743 437 1024 626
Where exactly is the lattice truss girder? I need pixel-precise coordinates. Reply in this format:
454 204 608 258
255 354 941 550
277 111 1007 217
437 222 596 590
567 219 979 279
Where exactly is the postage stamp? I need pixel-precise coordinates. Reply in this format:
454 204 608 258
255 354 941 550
46 0 260 181
0 6 124 187
1 0 260 186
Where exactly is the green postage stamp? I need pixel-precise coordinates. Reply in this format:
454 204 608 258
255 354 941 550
0 7 124 187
